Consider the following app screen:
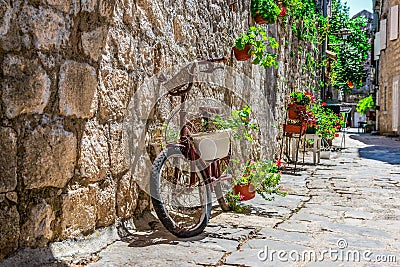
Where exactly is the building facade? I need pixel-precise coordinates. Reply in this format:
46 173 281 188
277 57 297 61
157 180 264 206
373 0 400 135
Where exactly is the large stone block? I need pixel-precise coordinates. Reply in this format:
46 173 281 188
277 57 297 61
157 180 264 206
1 54 51 118
0 0 12 36
99 0 116 19
0 127 17 193
109 122 129 176
82 27 107 61
19 5 70 51
47 0 72 13
78 119 109 182
20 200 55 247
105 28 137 70
116 172 138 219
99 66 131 121
59 60 98 118
0 203 20 260
22 122 77 189
96 179 116 227
81 0 97 12
61 186 96 238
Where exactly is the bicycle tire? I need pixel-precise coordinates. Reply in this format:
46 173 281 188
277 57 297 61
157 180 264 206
150 146 212 237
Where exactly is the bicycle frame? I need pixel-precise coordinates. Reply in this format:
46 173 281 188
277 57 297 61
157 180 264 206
167 86 231 191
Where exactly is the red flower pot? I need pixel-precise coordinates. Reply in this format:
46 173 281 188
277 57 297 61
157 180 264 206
287 104 306 120
283 123 307 134
233 44 251 61
254 15 269 24
233 184 256 201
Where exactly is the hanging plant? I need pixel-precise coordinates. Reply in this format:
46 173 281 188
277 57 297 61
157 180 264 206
233 26 279 68
251 0 281 24
280 0 301 16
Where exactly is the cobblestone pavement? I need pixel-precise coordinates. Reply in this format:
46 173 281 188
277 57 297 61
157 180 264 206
2 130 400 267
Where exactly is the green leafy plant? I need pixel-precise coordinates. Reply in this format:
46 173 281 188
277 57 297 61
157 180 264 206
281 0 301 15
211 105 259 141
210 106 286 212
288 91 316 106
239 160 286 201
251 0 281 23
356 95 374 115
290 0 325 45
226 190 250 213
234 26 279 69
226 159 287 212
310 102 343 140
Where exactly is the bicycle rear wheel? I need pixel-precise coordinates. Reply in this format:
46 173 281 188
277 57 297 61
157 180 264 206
150 146 212 237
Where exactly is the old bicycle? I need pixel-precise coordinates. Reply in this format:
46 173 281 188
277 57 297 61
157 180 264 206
150 58 234 237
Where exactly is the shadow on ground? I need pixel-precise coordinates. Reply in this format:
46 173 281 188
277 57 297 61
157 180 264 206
0 247 70 267
120 211 207 248
122 229 206 248
350 134 400 165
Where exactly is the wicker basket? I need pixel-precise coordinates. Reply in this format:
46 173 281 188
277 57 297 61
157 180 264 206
191 130 231 161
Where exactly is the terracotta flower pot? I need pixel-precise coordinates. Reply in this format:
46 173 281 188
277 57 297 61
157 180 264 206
233 184 256 201
233 44 251 61
287 104 306 120
254 15 269 24
283 123 307 134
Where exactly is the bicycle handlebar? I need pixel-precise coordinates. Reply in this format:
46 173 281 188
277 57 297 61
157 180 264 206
166 57 227 96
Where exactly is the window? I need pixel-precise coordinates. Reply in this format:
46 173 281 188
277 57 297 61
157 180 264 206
380 19 387 50
390 5 399 40
374 32 381 60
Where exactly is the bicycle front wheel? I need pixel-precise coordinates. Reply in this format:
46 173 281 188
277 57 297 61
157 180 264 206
150 146 212 237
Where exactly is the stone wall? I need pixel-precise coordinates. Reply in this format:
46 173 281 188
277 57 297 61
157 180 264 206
376 0 400 134
0 0 319 259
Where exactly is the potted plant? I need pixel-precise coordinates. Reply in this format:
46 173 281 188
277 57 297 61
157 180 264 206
283 121 307 134
287 91 316 120
233 26 279 68
251 0 282 24
227 159 287 212
209 106 286 212
310 102 343 142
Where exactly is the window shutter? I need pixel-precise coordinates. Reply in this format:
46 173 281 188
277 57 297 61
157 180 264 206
380 19 387 50
374 32 381 60
390 5 399 40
